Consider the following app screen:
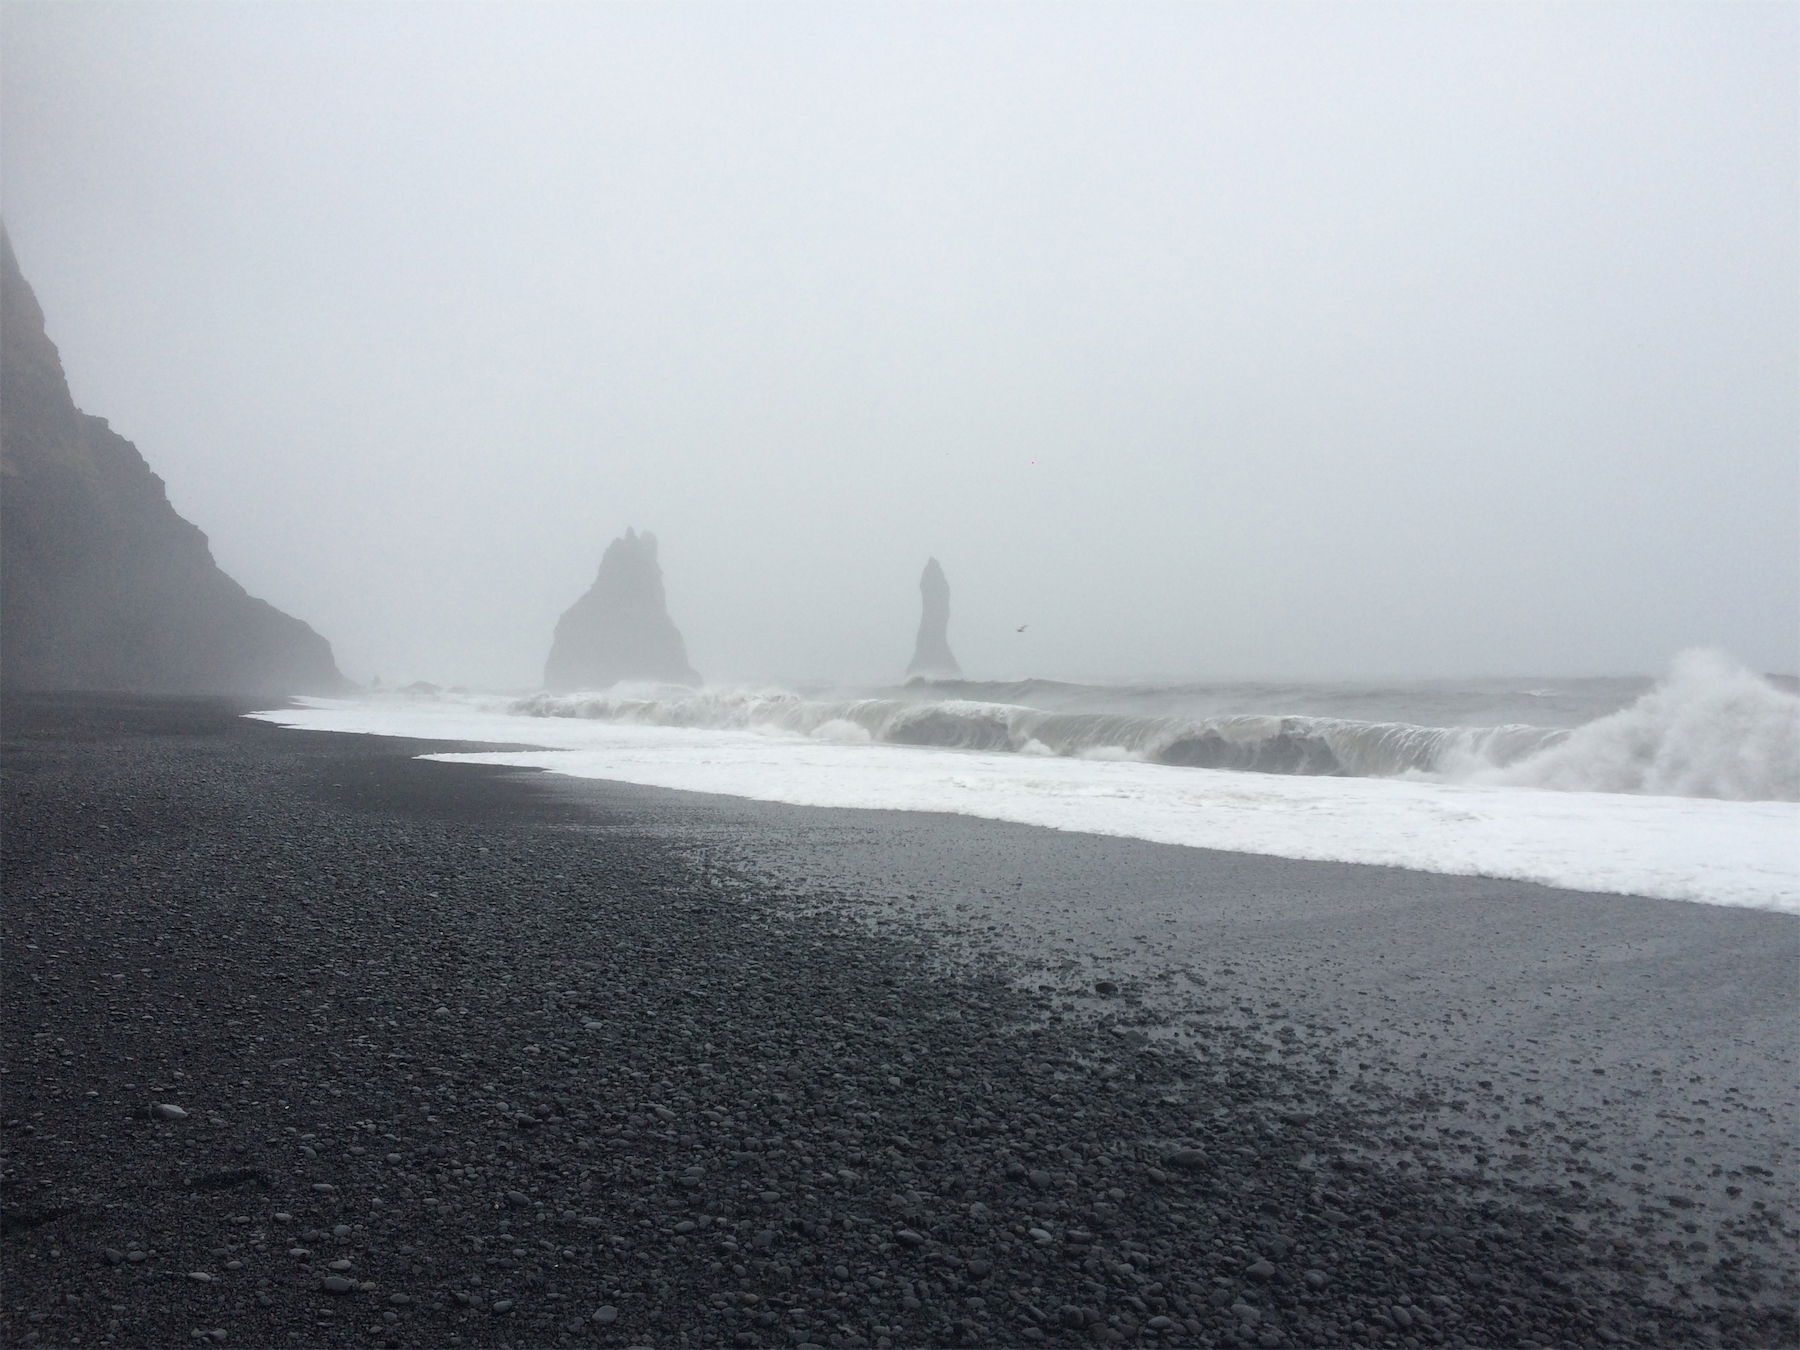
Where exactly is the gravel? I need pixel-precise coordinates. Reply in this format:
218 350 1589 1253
2 691 1794 1349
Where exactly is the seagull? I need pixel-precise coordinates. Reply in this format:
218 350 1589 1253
1016 624 1029 633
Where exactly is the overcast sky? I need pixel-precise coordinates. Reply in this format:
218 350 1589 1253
3 1 1794 687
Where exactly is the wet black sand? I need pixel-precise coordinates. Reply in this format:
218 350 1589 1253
2 693 1795 1349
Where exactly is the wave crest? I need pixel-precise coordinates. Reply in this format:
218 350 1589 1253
509 687 1561 783
1467 649 1799 801
506 652 1797 802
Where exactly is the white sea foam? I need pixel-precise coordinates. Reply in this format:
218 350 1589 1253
1076 744 1140 762
1464 649 1799 802
811 718 872 744
247 692 1799 913
494 653 1798 801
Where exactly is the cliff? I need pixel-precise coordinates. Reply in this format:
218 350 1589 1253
0 229 344 697
544 528 700 690
906 557 961 678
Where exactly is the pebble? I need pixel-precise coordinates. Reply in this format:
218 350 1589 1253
5 713 1793 1350
153 1104 189 1121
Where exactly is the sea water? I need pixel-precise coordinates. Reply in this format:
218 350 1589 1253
247 649 1799 912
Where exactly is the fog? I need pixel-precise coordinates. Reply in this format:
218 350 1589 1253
3 2 1794 688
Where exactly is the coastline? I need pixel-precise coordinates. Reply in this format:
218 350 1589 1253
2 693 1794 1348
571 778 1798 1219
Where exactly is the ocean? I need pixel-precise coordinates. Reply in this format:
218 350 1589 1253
249 648 1799 912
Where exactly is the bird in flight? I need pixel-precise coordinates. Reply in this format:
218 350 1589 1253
1016 624 1029 633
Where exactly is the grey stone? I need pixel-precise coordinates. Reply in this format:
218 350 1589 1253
905 558 960 678
544 529 700 690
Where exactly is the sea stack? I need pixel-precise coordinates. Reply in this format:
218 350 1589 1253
0 227 344 696
906 557 961 679
544 528 700 691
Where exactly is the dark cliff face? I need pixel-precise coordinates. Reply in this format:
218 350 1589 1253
1 229 345 697
906 556 960 678
544 528 700 691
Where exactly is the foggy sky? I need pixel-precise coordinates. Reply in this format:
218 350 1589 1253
4 2 1795 688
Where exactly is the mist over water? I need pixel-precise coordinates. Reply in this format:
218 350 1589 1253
3 3 1795 689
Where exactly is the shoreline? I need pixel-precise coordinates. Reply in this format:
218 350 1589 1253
542 775 1797 1217
247 697 1800 913
2 693 1795 1348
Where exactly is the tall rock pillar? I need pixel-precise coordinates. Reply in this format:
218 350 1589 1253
906 557 960 679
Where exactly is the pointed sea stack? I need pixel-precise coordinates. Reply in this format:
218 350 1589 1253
906 557 961 679
0 227 344 696
544 528 700 690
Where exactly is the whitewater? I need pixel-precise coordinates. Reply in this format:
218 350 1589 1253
248 650 1800 913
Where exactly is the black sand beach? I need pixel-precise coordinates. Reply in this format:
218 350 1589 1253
2 694 1795 1350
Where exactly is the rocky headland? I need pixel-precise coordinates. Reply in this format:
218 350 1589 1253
0 229 343 697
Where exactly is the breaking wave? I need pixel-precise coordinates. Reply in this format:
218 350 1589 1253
505 651 1799 802
509 688 1560 784
1466 650 1799 802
